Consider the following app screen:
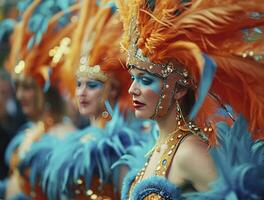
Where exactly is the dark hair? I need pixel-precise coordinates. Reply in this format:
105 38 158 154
179 88 196 117
44 87 67 123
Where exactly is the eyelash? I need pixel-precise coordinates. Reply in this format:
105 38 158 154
76 81 103 89
130 75 153 86
87 82 100 89
141 77 153 85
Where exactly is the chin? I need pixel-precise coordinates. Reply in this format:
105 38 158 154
79 108 96 118
135 110 152 119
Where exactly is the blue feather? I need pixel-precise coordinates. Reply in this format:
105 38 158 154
186 116 264 199
189 54 217 120
131 176 182 200
0 19 15 43
40 106 156 199
4 122 33 166
0 179 7 199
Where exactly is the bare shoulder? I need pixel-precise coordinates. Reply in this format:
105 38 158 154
177 135 209 161
168 135 216 191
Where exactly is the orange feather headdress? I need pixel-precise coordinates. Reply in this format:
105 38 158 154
116 0 264 142
5 0 80 94
63 0 132 110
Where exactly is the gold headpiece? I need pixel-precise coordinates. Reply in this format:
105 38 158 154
116 0 264 141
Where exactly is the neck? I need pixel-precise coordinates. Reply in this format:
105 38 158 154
90 115 108 128
156 106 178 142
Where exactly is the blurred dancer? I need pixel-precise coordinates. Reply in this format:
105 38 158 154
36 0 157 199
3 0 78 199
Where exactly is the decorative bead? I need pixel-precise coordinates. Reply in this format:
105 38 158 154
156 166 161 171
203 127 208 132
168 150 173 156
242 53 247 58
86 189 93 196
91 194 98 199
165 84 169 88
77 179 83 185
177 134 182 139
208 127 213 132
183 71 188 77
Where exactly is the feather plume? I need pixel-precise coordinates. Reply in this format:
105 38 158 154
116 0 264 141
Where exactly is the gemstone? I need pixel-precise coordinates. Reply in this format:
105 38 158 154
162 159 167 166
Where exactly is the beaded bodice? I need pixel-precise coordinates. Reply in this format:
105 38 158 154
128 127 192 200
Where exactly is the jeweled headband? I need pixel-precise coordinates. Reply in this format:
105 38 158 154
76 55 109 82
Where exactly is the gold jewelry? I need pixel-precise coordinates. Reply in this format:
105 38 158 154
101 110 109 119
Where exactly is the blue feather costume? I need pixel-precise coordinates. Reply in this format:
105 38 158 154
120 116 264 200
20 106 156 200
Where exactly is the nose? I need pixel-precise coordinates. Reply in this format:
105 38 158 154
128 81 140 96
76 82 87 97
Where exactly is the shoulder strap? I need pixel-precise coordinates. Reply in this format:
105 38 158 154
155 129 192 176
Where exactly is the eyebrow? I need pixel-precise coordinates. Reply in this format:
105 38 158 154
129 69 146 77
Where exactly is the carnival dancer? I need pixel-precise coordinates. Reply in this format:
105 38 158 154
3 0 79 199
30 0 157 199
115 0 264 199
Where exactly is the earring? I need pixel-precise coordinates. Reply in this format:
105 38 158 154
102 110 109 119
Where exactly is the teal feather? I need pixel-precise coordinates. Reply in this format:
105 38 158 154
41 105 156 199
186 116 264 199
189 54 217 120
0 19 15 43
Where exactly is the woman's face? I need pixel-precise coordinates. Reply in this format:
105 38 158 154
129 68 162 119
16 82 43 119
75 77 105 118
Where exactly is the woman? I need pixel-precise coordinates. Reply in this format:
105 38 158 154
116 0 264 199
35 1 156 199
3 0 78 199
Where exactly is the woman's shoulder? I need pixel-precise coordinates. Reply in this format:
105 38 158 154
168 134 216 191
176 134 209 162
